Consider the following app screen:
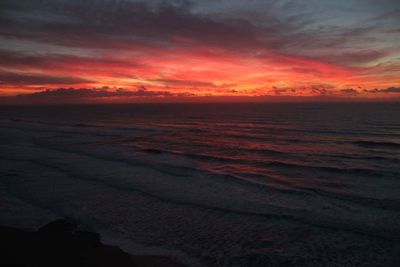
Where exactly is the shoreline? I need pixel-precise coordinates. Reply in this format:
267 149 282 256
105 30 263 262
1 219 186 267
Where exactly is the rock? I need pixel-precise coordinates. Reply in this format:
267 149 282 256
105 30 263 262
38 218 77 235
0 219 185 267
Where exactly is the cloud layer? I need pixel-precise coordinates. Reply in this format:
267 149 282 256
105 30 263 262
0 0 399 100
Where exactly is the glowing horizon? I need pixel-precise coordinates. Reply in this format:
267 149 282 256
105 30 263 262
0 0 399 102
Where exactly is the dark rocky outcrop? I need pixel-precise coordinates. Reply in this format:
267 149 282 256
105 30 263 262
0 219 184 267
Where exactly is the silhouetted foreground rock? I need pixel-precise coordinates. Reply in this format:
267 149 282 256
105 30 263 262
0 219 185 267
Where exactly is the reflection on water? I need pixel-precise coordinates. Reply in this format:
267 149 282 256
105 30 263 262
0 103 399 266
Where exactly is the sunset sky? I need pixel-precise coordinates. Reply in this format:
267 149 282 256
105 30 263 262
0 0 399 102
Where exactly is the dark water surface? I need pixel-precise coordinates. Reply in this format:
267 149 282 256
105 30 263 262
0 103 399 266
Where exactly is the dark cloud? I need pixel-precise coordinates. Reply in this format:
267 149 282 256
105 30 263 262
372 9 400 21
17 87 193 98
0 0 398 99
0 72 90 85
0 50 143 76
0 0 394 67
340 88 359 95
326 50 388 65
0 0 262 50
272 88 289 96
311 84 335 90
311 88 328 95
364 87 400 93
387 28 400 33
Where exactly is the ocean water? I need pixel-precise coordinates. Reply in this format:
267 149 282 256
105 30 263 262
0 103 399 266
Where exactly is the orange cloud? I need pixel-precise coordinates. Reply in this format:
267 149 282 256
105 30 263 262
0 0 399 101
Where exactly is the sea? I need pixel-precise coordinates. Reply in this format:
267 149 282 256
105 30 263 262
0 102 399 266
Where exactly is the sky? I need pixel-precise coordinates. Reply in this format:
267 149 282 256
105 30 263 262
0 0 399 102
